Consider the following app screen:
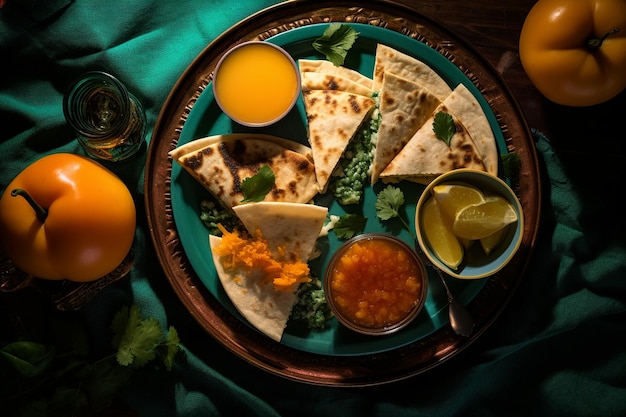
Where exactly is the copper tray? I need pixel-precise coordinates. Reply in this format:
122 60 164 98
144 0 541 386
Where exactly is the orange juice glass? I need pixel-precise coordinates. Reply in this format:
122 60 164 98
212 42 300 127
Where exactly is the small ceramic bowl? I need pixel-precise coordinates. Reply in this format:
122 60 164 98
415 169 524 280
212 41 301 127
324 233 428 336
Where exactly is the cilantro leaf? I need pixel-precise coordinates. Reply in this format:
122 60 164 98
501 152 521 180
241 165 275 203
334 213 367 239
111 305 182 369
312 23 359 66
111 305 141 366
375 185 413 236
161 326 181 371
125 318 162 368
432 111 456 146
375 185 405 221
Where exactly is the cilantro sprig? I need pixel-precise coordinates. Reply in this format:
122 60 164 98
375 185 414 237
241 165 275 203
312 23 359 66
1 305 183 416
111 305 182 370
432 111 456 146
334 213 367 239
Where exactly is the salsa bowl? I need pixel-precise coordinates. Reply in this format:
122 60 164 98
324 233 428 336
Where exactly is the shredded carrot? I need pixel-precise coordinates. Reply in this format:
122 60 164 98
213 224 311 291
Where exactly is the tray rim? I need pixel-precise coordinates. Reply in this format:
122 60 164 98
144 0 541 387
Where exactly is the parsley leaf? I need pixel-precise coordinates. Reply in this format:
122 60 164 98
375 185 412 236
312 23 359 66
240 165 275 203
334 213 367 239
432 111 456 146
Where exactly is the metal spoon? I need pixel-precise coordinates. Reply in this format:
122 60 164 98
435 268 474 337
413 241 474 336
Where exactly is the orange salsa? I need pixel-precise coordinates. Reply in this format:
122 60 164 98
327 237 424 329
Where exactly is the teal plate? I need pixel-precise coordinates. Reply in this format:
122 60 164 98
170 23 506 356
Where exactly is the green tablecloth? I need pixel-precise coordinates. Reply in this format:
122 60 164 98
1 1 625 416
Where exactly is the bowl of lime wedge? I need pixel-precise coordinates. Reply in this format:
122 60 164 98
415 169 524 279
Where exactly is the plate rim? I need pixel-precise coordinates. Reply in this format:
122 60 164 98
144 0 542 387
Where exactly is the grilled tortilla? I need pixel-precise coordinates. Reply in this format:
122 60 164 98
379 102 487 183
301 72 373 97
372 44 452 101
302 89 375 192
210 202 328 342
170 134 318 209
370 71 443 183
233 202 327 263
298 59 373 89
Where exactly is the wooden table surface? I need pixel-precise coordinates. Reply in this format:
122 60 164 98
405 0 625 163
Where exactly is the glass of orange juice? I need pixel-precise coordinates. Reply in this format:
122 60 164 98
212 41 301 127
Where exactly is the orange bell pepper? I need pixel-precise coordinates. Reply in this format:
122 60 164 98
519 0 626 106
0 153 136 282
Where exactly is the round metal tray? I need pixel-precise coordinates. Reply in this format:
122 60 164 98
144 0 541 387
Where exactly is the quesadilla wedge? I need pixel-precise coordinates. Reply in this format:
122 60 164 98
379 103 486 183
170 134 318 209
370 71 443 183
233 202 327 263
301 72 373 97
440 83 498 175
372 44 452 101
302 89 376 192
210 202 328 342
169 133 314 163
298 59 373 89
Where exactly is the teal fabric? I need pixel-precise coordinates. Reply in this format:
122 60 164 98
1 1 625 416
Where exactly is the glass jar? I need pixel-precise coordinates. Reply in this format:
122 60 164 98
63 71 146 161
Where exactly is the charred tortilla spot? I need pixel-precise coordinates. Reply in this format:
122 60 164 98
219 142 243 192
183 153 203 170
287 180 298 195
460 143 473 152
270 187 286 200
383 94 396 106
348 95 363 114
296 158 312 172
312 134 322 145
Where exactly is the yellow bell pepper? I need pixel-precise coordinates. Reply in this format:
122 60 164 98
519 0 626 106
0 153 136 282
